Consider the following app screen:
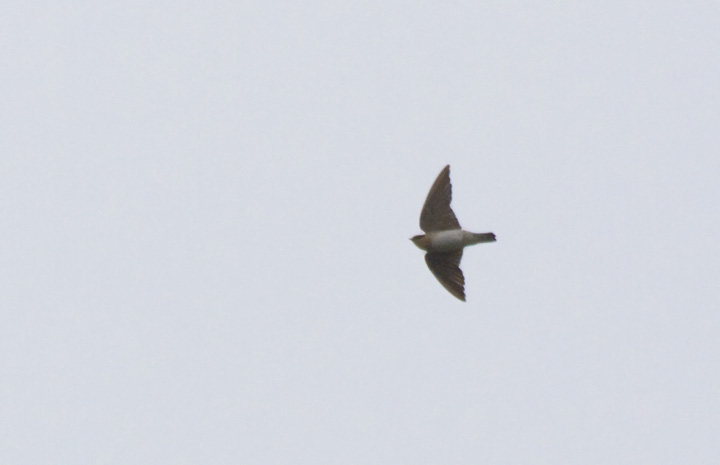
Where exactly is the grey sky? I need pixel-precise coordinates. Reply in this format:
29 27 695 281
2 2 719 464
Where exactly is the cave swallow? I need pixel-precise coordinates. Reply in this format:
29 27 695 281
411 165 496 301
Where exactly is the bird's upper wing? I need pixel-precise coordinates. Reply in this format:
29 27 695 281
424 250 465 301
419 165 461 232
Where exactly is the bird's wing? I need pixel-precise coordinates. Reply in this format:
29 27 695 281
419 165 461 232
424 250 465 301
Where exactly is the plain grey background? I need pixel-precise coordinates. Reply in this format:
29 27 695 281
2 2 719 464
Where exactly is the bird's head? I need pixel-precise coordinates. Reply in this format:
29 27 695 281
410 234 429 250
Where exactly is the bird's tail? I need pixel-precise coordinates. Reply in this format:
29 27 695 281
471 232 496 244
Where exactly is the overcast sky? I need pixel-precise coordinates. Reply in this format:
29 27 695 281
2 2 719 464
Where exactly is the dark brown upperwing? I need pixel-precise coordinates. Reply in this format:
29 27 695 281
424 250 465 301
419 165 461 232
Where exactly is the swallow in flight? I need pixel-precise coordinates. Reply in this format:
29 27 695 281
411 165 496 301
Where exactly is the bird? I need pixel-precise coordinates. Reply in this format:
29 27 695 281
410 165 496 301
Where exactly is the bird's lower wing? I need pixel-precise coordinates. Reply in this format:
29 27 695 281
424 250 465 301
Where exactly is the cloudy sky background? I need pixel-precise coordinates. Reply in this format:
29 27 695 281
2 2 719 463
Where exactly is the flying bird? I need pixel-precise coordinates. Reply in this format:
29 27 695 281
411 165 496 301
